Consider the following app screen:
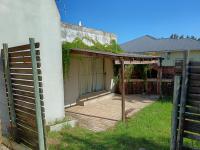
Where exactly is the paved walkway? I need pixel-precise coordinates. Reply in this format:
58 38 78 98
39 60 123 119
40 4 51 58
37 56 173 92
65 94 158 132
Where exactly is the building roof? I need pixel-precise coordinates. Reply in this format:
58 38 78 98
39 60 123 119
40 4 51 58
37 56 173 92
120 35 200 53
70 48 161 64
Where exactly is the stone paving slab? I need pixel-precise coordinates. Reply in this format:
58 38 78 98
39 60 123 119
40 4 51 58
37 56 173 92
65 94 158 132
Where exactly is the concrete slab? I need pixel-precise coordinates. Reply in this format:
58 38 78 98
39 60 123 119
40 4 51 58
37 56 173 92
65 94 157 132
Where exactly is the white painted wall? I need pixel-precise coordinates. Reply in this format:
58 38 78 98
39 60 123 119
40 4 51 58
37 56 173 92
0 0 65 131
61 23 117 45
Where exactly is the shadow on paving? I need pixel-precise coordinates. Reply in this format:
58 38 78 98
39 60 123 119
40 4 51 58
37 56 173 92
56 132 169 150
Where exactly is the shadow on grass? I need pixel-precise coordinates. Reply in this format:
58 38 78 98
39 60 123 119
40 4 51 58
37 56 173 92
53 131 169 150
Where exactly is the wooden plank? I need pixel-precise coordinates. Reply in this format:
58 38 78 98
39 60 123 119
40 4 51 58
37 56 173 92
13 94 44 106
15 109 45 120
11 79 43 87
189 73 200 80
7 43 39 52
10 68 41 74
17 126 38 143
15 109 36 119
184 120 200 134
187 101 200 107
15 103 44 113
188 87 200 94
20 139 37 150
184 113 200 122
190 61 200 66
171 76 181 150
188 94 200 101
13 89 43 100
9 56 40 63
13 89 35 98
189 80 200 87
16 118 37 130
11 74 42 81
16 113 36 126
13 84 34 93
183 132 200 141
185 106 200 114
9 50 40 57
13 94 35 103
14 100 35 109
10 63 32 68
10 63 41 68
15 104 36 114
12 84 43 93
30 38 45 150
11 74 33 80
190 67 200 74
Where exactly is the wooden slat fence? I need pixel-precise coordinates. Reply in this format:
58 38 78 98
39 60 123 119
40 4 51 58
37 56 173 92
171 51 200 150
1 39 45 150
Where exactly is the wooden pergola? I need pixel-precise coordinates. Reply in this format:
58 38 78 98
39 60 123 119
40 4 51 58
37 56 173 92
70 48 162 122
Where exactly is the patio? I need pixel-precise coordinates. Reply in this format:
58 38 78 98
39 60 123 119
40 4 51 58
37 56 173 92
65 94 158 132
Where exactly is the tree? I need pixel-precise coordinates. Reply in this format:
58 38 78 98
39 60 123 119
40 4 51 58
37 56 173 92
179 35 184 39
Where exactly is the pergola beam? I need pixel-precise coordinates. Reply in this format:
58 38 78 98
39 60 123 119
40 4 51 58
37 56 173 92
115 59 159 65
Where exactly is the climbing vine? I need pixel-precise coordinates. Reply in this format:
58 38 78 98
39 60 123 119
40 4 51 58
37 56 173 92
62 37 124 76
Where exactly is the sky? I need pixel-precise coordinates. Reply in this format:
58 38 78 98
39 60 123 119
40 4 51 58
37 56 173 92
56 0 200 44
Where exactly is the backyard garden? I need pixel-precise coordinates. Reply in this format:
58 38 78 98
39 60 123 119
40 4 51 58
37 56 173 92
48 99 171 150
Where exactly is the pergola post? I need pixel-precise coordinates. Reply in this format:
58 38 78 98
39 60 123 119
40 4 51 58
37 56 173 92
159 58 163 99
120 58 125 122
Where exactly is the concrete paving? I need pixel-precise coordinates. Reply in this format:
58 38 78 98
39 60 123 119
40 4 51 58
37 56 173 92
65 94 158 132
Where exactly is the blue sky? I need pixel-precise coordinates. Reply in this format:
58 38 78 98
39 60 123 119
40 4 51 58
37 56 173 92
56 0 200 44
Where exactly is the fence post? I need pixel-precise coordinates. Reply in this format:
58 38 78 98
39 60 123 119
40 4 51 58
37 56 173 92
170 75 181 150
2 44 16 127
0 119 2 144
177 50 189 150
30 38 45 150
159 57 163 99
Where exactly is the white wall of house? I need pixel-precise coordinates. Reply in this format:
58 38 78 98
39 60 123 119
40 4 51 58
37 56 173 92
158 50 200 66
61 23 117 45
64 55 114 106
0 0 65 133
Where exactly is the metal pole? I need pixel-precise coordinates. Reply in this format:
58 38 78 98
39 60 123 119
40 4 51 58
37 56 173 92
121 58 125 122
29 38 45 150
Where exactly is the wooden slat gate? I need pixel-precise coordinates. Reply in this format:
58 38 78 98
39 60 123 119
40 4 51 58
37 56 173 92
171 51 200 150
1 38 45 150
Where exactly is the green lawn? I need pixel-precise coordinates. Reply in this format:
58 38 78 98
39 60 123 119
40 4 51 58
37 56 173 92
48 100 172 150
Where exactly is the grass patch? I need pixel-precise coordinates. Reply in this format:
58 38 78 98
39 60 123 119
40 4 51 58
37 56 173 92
48 100 172 150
